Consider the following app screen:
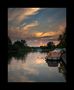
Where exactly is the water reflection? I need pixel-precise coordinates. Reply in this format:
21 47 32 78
45 58 66 81
58 61 66 81
45 59 60 67
8 51 66 82
8 51 29 64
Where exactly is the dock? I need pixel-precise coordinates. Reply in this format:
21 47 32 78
45 48 66 65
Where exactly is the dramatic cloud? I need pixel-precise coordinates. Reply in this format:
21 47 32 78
32 24 66 38
8 8 66 46
21 21 39 31
8 21 39 40
17 8 40 23
8 22 65 42
8 8 40 24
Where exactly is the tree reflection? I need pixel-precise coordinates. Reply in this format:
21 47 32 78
8 51 47 64
8 51 30 64
58 61 66 81
45 58 66 81
45 59 60 67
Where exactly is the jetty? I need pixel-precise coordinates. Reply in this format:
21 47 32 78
45 49 62 60
45 48 66 65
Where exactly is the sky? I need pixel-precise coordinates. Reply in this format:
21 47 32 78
8 8 66 47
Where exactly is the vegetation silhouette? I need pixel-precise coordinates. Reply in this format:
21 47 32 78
8 37 32 63
8 51 30 64
8 27 66 63
56 27 66 48
8 37 32 52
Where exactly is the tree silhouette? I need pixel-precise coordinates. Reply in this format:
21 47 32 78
13 40 25 51
8 36 12 45
21 40 27 46
8 36 12 51
47 42 55 50
57 27 66 48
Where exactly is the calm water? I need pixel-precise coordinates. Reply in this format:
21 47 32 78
8 52 66 82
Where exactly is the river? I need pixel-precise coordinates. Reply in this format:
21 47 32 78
8 51 66 82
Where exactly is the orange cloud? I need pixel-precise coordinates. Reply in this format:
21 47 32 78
33 24 66 38
33 32 56 37
22 21 39 31
8 8 40 24
8 21 66 41
16 8 40 23
42 32 56 37
33 32 43 37
8 21 39 40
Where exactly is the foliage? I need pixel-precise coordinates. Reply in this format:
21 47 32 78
57 28 66 48
8 36 13 51
47 42 55 50
8 36 12 45
8 37 32 52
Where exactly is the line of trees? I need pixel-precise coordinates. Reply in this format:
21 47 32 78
8 27 66 53
8 37 31 52
40 42 55 52
8 36 56 53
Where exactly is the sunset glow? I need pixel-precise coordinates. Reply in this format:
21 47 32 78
8 8 66 47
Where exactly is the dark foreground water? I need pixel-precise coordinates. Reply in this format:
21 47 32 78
8 52 66 82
